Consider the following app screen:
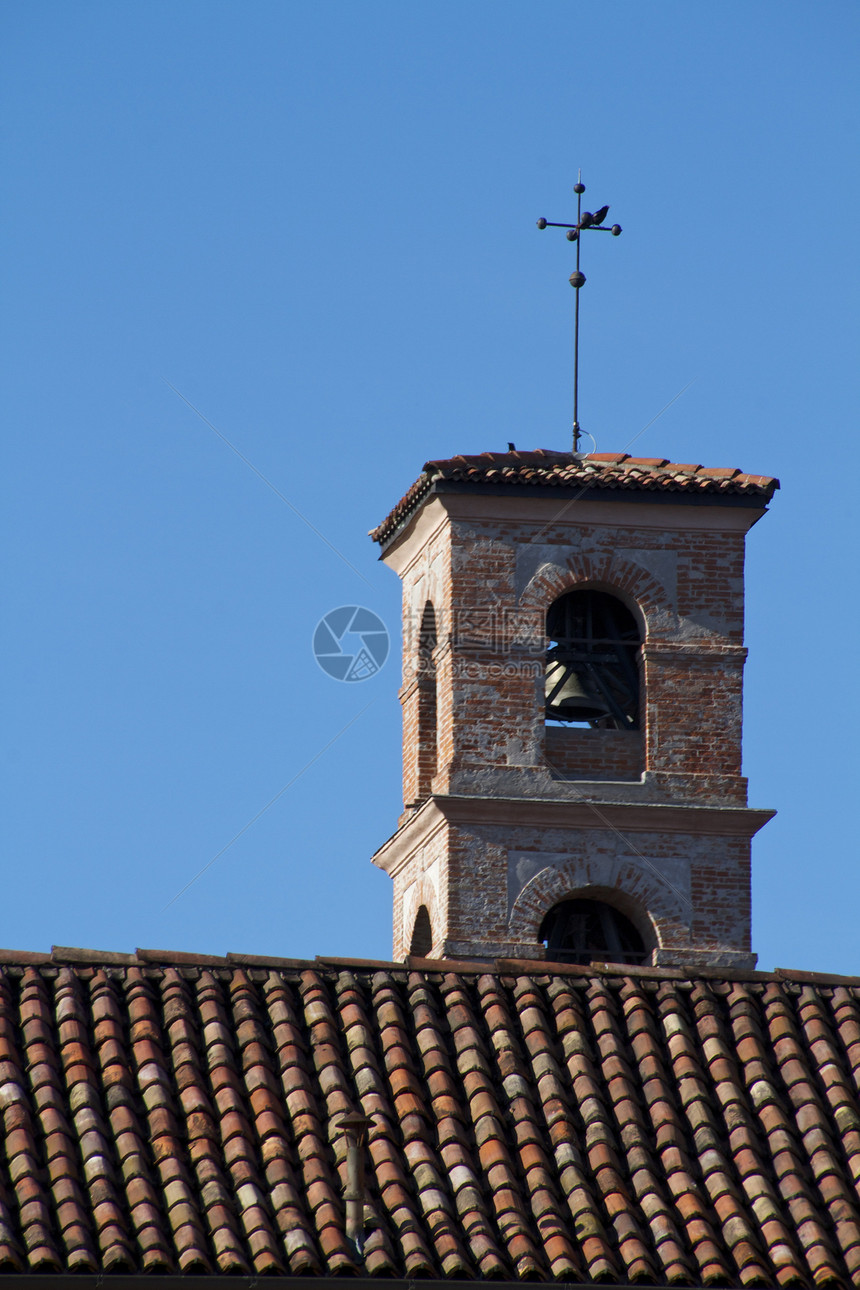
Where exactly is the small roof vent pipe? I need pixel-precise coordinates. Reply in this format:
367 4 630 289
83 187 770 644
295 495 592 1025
338 1112 374 1257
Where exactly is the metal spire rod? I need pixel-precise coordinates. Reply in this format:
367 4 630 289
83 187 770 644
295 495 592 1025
537 172 622 453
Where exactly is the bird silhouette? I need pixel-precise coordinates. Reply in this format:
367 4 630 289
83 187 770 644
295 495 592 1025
592 204 610 225
507 441 517 452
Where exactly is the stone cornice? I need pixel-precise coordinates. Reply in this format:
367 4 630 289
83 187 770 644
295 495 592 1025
372 795 775 876
438 794 774 835
372 797 449 877
379 497 449 576
378 487 767 567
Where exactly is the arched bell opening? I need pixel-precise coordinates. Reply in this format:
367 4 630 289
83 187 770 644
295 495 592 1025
416 602 438 800
540 896 648 966
545 588 641 730
410 905 433 957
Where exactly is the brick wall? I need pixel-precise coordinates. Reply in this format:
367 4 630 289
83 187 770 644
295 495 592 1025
545 726 644 781
397 513 750 802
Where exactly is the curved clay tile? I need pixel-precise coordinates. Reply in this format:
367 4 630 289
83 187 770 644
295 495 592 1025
195 970 283 1274
440 974 546 1279
88 969 172 1271
619 979 731 1284
543 978 629 1281
726 983 845 1284
365 971 473 1278
260 973 331 1270
656 982 772 1286
586 979 694 1283
334 971 439 1277
0 970 47 1270
24 967 99 1271
688 982 808 1287
265 972 352 1274
794 988 860 1278
229 971 321 1275
407 973 508 1278
475 976 582 1281
297 971 365 1274
123 968 212 1273
760 983 860 1281
554 978 656 1282
2 957 859 1283
55 969 135 1271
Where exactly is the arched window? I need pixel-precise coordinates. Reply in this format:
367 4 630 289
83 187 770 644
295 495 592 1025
410 906 433 956
545 589 641 729
416 602 437 799
540 897 647 966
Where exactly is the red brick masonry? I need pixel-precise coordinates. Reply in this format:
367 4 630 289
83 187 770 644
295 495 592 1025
1 947 859 1285
544 727 644 781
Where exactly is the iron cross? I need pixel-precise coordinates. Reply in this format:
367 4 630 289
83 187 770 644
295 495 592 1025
537 175 621 452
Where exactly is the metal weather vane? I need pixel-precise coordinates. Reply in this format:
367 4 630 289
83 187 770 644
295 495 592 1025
537 173 621 453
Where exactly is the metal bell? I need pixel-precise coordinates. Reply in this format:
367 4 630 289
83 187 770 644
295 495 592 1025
545 660 611 721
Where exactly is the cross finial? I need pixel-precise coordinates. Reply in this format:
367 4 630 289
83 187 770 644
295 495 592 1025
537 172 622 452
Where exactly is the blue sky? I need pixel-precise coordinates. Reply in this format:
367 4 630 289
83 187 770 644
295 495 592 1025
2 2 858 971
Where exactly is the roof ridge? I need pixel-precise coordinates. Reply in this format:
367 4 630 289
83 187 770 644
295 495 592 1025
0 945 848 987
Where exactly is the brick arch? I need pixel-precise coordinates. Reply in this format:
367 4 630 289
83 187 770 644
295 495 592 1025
518 553 673 639
408 566 446 633
508 856 691 951
405 585 442 670
402 872 441 958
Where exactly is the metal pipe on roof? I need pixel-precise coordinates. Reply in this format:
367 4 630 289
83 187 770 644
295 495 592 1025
338 1113 374 1257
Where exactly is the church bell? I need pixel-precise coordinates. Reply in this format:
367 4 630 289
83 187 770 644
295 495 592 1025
545 660 611 722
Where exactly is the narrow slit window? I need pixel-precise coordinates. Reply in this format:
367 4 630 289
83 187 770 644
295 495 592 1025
417 602 437 798
410 906 433 957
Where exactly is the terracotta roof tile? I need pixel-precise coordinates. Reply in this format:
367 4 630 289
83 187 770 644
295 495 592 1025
370 449 780 544
2 954 860 1280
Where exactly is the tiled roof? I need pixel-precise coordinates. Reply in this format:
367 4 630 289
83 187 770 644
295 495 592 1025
0 948 859 1284
370 450 780 546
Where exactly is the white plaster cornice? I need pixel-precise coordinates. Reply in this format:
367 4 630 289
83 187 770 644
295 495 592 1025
372 795 774 866
378 489 766 568
371 798 448 877
380 497 450 577
430 793 772 836
440 492 765 533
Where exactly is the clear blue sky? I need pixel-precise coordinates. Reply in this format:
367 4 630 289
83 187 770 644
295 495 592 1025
2 2 858 971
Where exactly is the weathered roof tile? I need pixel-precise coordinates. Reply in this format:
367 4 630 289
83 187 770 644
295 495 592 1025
3 954 860 1280
370 449 780 544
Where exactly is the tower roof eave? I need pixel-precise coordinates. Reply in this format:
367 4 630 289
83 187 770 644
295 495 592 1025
369 448 779 548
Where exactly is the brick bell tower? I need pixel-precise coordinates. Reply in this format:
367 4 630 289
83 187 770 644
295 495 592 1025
369 450 778 969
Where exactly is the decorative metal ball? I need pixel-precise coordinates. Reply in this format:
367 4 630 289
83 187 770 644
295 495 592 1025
574 183 585 194
579 212 594 227
536 218 547 229
569 270 586 289
565 228 578 241
611 224 622 236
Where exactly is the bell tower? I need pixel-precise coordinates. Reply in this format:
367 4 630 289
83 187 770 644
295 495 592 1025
370 449 778 968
